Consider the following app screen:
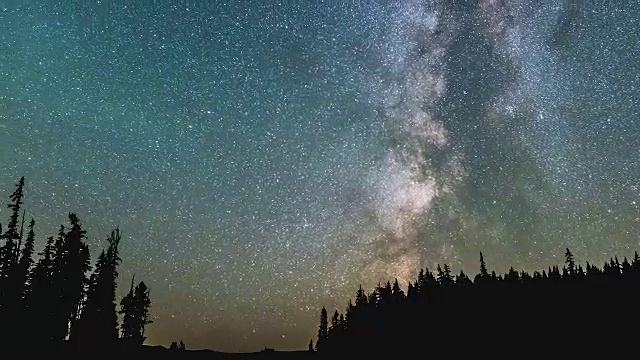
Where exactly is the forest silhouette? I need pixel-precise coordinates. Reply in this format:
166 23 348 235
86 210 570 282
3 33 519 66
1 176 637 358
313 251 640 356
0 177 153 357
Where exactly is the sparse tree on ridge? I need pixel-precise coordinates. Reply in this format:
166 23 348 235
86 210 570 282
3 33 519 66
565 248 576 276
474 252 490 284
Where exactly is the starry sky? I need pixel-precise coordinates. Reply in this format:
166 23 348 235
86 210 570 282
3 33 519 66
1 0 639 353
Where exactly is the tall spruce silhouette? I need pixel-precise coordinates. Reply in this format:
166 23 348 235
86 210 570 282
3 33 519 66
316 307 328 351
50 213 92 342
0 177 26 343
73 228 122 350
565 247 576 276
0 177 25 302
0 177 24 258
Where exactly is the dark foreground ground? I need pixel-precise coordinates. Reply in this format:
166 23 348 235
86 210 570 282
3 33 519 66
30 343 319 360
18 340 625 359
130 346 316 359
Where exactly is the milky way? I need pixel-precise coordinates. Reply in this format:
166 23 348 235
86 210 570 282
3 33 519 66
1 0 639 352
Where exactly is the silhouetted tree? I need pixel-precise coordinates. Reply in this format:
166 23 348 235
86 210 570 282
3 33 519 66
74 228 122 349
0 177 26 344
308 339 314 351
28 235 56 343
51 213 91 342
0 177 25 303
0 177 24 266
565 248 576 276
316 307 328 351
120 280 153 345
17 218 35 302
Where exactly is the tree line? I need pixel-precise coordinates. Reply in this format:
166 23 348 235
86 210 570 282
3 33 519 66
313 249 640 355
0 177 152 353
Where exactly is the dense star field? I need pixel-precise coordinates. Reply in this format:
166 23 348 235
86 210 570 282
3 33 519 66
1 0 639 353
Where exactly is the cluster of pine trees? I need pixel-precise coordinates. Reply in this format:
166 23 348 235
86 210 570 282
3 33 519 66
313 250 640 355
0 177 152 352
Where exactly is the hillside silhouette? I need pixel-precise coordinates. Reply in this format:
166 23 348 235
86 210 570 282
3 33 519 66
1 176 638 358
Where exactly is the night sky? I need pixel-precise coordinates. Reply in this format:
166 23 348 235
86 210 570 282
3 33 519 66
1 0 639 352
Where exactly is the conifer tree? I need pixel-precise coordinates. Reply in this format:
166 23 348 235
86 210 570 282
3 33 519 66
355 284 367 307
330 309 339 332
0 177 25 300
50 213 91 342
392 278 404 303
120 279 153 345
437 264 454 286
457 270 472 285
28 235 56 343
120 275 136 342
135 281 153 340
16 218 35 304
565 248 576 276
316 307 328 351
74 229 121 349
474 252 490 283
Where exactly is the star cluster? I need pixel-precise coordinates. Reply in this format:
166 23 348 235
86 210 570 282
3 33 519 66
1 0 639 352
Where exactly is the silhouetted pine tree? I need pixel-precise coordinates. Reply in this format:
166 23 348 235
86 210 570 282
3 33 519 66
474 252 490 284
391 278 404 303
437 264 454 287
0 177 26 344
50 213 92 342
0 177 24 251
28 235 57 343
120 275 136 344
120 280 153 345
308 339 314 351
316 307 328 351
565 248 576 276
17 218 35 304
0 177 25 304
74 228 122 350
